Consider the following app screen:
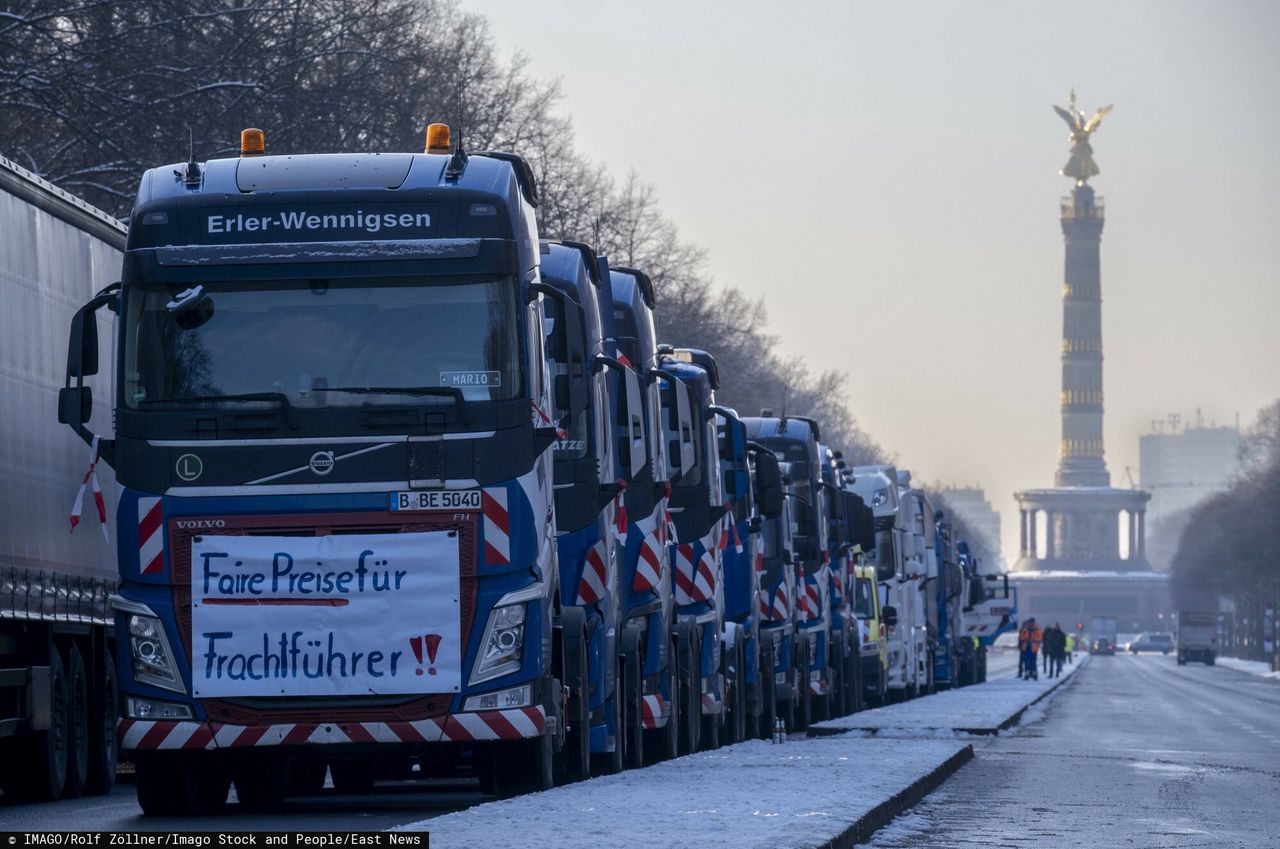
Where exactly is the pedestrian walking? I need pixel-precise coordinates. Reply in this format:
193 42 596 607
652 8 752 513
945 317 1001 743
1019 618 1041 680
1065 632 1076 664
1047 623 1067 677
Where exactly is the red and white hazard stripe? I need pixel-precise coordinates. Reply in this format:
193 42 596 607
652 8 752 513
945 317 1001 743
576 539 609 605
631 527 664 592
700 691 722 716
770 580 790 622
801 578 821 621
119 707 547 751
482 488 510 565
640 694 668 729
68 434 109 543
137 497 164 575
810 677 828 696
674 541 716 605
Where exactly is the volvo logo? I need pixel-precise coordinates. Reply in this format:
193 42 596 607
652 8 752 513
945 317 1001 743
309 451 336 476
176 519 226 530
175 453 203 481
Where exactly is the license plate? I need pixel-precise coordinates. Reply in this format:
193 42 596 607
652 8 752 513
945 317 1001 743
392 490 481 511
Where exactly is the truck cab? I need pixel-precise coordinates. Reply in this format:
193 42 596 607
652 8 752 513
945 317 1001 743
538 240 624 777
59 128 583 812
743 415 828 730
655 346 726 751
607 267 682 763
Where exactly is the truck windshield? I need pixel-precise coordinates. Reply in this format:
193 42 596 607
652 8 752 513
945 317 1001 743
123 277 521 410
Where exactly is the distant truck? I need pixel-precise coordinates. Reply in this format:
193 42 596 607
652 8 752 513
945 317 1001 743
1090 616 1118 655
1176 612 1217 666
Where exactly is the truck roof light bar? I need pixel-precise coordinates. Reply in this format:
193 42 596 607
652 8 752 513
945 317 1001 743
240 128 265 157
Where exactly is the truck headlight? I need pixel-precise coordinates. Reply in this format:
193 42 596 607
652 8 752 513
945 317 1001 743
128 614 184 693
871 488 888 507
469 603 527 685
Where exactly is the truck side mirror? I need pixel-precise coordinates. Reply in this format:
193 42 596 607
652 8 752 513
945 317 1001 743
67 303 100 378
751 448 784 519
60 284 119 453
58 386 93 426
882 605 898 627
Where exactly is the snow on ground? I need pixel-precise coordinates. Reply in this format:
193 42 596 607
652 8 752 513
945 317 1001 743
1216 656 1280 680
401 736 970 849
811 655 1089 736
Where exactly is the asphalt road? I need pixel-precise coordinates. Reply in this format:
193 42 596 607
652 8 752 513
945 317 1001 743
0 775 481 832
869 652 1280 849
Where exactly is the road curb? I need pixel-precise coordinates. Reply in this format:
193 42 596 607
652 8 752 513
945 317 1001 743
818 744 975 849
809 657 1088 738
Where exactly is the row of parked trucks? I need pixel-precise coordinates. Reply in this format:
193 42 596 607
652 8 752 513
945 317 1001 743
0 129 1015 814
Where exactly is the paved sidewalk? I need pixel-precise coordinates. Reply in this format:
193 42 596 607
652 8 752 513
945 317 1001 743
810 655 1089 736
401 736 973 849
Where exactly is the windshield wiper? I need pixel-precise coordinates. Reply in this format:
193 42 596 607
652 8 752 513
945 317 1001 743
323 386 470 423
145 392 297 429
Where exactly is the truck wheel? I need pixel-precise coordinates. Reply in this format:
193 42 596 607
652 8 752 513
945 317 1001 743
13 645 69 801
1205 653 1215 666
557 615 591 784
795 642 811 732
621 647 645 769
85 652 118 795
288 759 328 795
677 625 701 755
233 756 289 811
64 643 90 799
330 758 376 794
725 637 747 744
135 758 204 819
757 639 777 741
1177 654 1186 665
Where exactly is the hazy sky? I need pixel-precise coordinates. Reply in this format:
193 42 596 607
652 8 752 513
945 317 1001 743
475 0 1280 560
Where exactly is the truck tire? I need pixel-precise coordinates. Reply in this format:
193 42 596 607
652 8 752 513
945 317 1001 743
85 652 118 795
136 753 227 816
621 645 644 770
1205 653 1215 666
330 758 376 794
7 646 69 802
725 637 747 744
757 639 777 741
1177 654 1187 665
795 641 811 732
64 643 91 799
233 756 289 811
557 612 590 784
288 759 328 796
677 624 701 755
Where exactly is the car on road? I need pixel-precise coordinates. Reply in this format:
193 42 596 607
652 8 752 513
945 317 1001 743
1128 632 1175 654
1116 633 1139 651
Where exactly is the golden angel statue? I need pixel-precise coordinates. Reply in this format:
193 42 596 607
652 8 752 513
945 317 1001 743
1053 90 1113 183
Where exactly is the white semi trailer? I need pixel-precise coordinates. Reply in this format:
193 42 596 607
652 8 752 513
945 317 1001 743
0 155 125 801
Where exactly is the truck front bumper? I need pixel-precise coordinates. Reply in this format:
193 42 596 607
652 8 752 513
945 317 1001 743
119 705 546 751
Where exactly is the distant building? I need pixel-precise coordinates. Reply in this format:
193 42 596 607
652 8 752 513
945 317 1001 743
1139 424 1240 526
939 487 1002 565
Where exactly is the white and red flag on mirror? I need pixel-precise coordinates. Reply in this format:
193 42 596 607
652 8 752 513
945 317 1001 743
69 434 109 543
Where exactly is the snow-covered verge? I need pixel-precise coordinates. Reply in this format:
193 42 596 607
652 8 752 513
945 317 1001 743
810 654 1089 736
1216 656 1280 680
398 737 973 849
